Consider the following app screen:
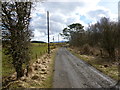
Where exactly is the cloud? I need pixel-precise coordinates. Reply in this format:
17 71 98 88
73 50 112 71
30 0 118 42
50 13 66 23
50 21 64 34
87 7 110 21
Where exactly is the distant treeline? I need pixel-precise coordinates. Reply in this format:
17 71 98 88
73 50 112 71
31 41 46 43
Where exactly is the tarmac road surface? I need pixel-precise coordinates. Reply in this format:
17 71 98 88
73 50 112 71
53 47 118 88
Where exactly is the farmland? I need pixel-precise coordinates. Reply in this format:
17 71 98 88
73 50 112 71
2 43 48 78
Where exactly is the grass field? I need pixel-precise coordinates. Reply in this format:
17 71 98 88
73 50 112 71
0 50 2 77
31 43 48 63
2 43 48 78
2 50 14 78
2 42 64 79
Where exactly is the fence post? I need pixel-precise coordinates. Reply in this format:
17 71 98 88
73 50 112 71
36 53 37 59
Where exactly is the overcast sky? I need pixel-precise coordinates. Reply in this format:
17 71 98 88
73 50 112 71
30 0 119 42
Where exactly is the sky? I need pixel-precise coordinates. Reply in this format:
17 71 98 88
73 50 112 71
30 0 119 42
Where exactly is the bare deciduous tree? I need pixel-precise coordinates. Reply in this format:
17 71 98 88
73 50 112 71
61 17 119 60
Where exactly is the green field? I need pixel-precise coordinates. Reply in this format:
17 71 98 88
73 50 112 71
0 50 2 77
2 43 48 78
2 51 14 78
31 43 48 61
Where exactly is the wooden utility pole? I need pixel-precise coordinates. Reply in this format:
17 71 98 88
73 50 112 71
53 36 54 42
47 11 50 54
58 34 59 43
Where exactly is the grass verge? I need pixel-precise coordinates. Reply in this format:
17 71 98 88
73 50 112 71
68 48 119 81
8 48 58 88
40 48 58 88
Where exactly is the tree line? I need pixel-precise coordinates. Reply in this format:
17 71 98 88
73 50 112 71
61 17 120 60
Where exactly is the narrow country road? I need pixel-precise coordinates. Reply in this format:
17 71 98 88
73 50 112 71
53 47 117 88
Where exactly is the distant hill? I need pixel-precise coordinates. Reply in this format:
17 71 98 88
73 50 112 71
31 41 46 43
50 41 68 43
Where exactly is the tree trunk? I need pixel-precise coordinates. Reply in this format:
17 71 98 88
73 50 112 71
108 48 115 60
100 49 103 57
26 65 29 77
15 63 24 79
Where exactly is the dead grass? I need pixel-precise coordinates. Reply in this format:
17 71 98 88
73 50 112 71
4 48 58 89
40 48 58 88
68 48 119 81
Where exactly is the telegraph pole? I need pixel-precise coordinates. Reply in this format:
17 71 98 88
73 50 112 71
53 36 54 43
47 11 50 54
58 34 59 43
